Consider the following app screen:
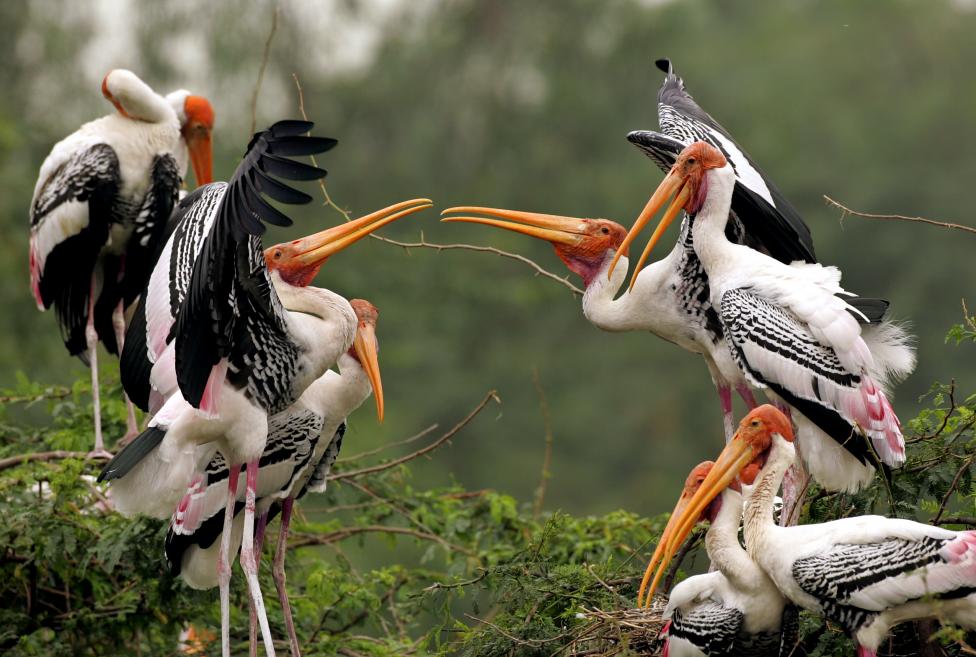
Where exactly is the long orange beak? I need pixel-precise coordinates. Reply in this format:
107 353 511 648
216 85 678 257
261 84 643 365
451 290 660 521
293 199 432 265
639 431 757 606
636 489 696 608
608 169 690 291
353 320 384 422
185 128 213 186
440 206 586 246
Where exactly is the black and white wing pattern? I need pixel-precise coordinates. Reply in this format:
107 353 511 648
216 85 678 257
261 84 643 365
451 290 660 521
298 421 346 497
668 601 742 656
791 530 976 635
165 408 326 573
720 288 898 468
120 120 336 413
627 58 816 266
29 142 122 355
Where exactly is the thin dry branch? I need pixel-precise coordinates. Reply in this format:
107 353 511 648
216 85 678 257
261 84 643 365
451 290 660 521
328 390 499 482
337 423 438 464
291 74 583 297
250 4 280 134
0 450 109 472
0 387 72 404
290 525 476 558
934 517 976 527
825 195 976 236
932 453 976 525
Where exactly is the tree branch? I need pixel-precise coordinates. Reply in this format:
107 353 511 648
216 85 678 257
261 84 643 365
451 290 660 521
0 450 109 472
250 4 279 134
328 390 499 482
934 517 976 527
289 525 476 558
337 423 438 464
932 453 976 525
824 195 976 235
291 74 582 297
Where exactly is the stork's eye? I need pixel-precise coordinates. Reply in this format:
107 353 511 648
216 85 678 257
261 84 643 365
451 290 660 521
750 419 761 428
601 227 610 235
274 250 283 259
687 157 697 165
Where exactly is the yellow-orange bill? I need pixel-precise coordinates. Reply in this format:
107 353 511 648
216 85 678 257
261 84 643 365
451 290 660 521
295 198 433 265
353 321 383 422
441 206 585 246
641 435 756 603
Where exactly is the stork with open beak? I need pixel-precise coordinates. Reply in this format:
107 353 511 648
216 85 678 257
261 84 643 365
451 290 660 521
646 406 976 657
440 206 757 441
611 141 915 499
99 119 428 657
29 69 214 454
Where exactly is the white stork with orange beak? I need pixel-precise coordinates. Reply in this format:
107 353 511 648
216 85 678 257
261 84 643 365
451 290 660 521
97 119 427 657
612 141 915 495
29 69 213 454
648 461 797 657
647 406 976 657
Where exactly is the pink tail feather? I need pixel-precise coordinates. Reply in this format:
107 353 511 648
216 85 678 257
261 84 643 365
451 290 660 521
29 241 44 310
173 473 208 534
854 375 904 466
199 359 228 418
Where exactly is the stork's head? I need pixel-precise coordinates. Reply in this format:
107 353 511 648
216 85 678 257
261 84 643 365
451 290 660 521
264 198 432 287
348 299 384 423
637 405 792 606
609 141 727 290
166 90 215 186
440 206 628 287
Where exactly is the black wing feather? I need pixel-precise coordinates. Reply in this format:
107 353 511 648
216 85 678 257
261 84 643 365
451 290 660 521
97 426 166 482
173 121 336 408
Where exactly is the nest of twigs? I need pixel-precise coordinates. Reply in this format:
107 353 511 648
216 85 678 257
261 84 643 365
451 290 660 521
567 598 668 657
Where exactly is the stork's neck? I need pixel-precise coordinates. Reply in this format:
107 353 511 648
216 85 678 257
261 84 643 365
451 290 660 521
689 165 737 271
706 488 762 592
743 438 795 559
299 352 373 424
582 251 676 332
117 84 175 125
273 275 358 395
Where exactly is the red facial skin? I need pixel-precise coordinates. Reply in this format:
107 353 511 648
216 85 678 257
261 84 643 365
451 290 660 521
551 220 629 287
671 142 728 215
347 299 379 361
264 243 324 288
734 405 796 483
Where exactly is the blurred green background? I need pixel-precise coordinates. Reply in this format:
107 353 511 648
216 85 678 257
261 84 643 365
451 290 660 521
2 0 974 521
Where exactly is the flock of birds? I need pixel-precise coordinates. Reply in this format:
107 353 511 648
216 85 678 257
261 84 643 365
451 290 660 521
25 59 976 657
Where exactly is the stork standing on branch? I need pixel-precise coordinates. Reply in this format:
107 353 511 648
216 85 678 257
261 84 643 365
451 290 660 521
29 69 214 454
99 118 428 657
648 406 976 657
165 299 383 657
612 141 915 497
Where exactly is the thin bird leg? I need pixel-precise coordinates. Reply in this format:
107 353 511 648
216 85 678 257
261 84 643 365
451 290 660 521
111 299 140 443
856 646 878 657
717 384 734 442
735 384 758 410
86 276 108 458
249 512 269 657
273 497 301 657
240 459 276 657
219 463 242 657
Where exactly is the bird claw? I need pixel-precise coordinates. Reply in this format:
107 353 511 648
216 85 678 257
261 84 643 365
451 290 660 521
86 448 114 461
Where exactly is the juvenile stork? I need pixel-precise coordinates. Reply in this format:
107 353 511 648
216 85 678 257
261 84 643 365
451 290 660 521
99 119 428 657
165 299 383 657
29 69 213 453
649 406 976 657
613 142 915 495
649 462 797 657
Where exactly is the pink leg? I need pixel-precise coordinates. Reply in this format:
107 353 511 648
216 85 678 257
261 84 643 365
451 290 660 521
219 464 241 657
856 646 877 657
249 512 269 657
736 384 758 410
717 384 734 442
86 277 108 458
273 498 301 657
240 459 276 657
111 300 140 443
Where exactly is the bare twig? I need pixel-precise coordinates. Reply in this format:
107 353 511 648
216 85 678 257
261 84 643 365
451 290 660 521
422 569 488 593
291 74 583 297
328 390 499 482
0 387 72 404
337 424 438 464
908 380 956 444
290 525 476 558
531 367 555 517
934 516 976 527
250 4 280 134
825 195 976 235
0 450 109 471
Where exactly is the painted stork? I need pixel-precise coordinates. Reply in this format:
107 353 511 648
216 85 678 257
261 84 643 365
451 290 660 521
97 119 428 657
164 298 382 657
439 206 761 440
650 406 976 657
649 461 797 657
29 69 213 454
612 141 915 495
